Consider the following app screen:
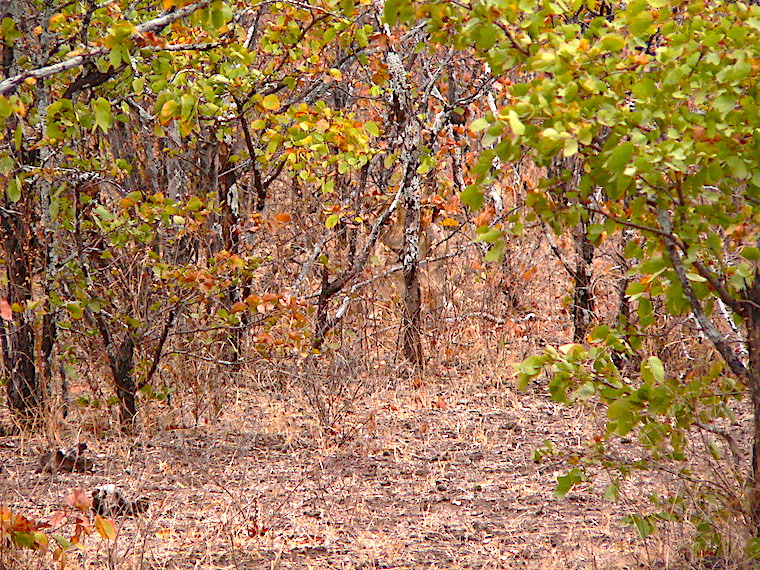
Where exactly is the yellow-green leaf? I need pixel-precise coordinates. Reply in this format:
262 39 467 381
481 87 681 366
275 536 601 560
93 97 113 133
95 515 117 540
507 110 525 135
0 96 11 118
261 94 280 111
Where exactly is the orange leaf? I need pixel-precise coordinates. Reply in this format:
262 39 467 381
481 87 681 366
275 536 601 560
12 513 35 533
230 302 247 314
273 212 292 223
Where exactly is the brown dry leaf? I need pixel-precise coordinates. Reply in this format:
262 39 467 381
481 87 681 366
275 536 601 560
48 510 67 530
434 396 448 410
65 489 92 512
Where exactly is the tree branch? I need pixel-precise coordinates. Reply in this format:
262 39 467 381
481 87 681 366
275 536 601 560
657 209 747 379
0 0 215 96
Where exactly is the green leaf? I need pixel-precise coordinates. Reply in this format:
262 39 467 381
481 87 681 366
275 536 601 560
325 213 340 228
66 302 84 320
461 185 484 211
646 356 665 383
365 121 380 136
181 93 196 122
624 514 656 538
484 240 505 262
476 227 502 243
713 94 735 118
600 34 625 52
604 479 620 501
186 196 203 211
554 468 586 497
507 110 525 136
563 137 578 158
384 0 405 26
606 142 634 173
520 355 546 376
470 117 490 133
6 176 20 202
607 397 637 435
741 246 760 261
109 44 123 68
474 23 498 50
685 272 707 282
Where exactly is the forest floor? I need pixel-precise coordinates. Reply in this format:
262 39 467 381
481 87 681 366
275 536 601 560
0 360 718 570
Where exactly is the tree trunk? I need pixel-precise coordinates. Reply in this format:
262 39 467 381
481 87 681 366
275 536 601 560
548 155 594 344
37 0 59 416
219 149 246 368
386 49 424 368
744 278 760 533
0 0 47 421
1 197 43 419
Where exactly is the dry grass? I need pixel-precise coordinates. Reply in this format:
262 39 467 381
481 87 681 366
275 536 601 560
3 352 741 570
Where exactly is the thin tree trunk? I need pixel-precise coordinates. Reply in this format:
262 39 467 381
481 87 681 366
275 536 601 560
37 0 59 415
109 335 137 429
657 209 759 533
548 154 594 344
572 224 594 343
219 148 246 368
313 265 330 350
400 163 423 367
386 49 424 367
